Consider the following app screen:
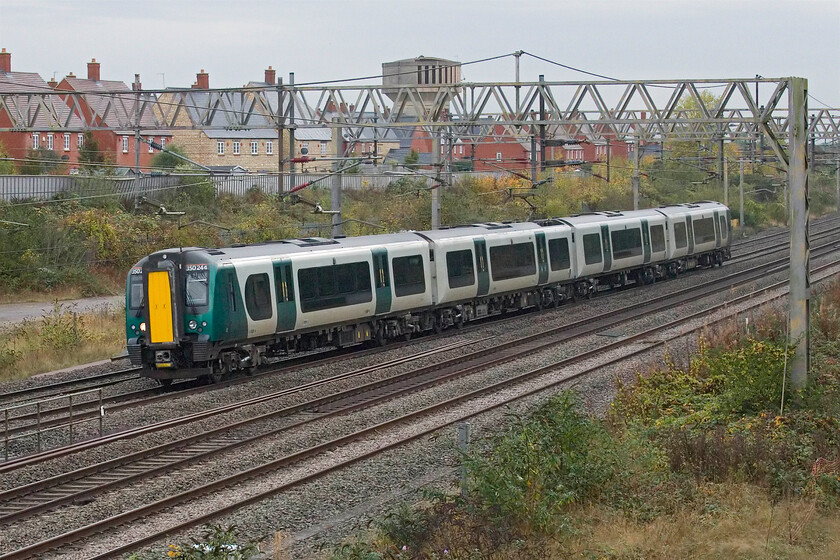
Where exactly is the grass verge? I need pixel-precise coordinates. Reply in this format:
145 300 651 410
324 280 840 560
0 302 126 382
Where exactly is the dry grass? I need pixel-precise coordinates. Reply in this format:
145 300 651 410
547 484 840 560
0 270 124 304
0 304 126 382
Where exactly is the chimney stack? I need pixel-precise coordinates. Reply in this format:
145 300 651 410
196 69 209 89
264 65 276 85
0 48 10 73
131 73 142 91
87 58 100 81
47 77 58 88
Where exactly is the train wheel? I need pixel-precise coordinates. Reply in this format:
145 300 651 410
375 327 388 347
209 360 227 384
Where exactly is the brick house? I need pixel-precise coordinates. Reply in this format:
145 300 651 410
56 59 172 172
156 68 306 173
0 48 85 173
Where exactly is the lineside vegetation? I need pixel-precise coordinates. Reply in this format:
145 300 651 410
326 280 840 560
1 154 838 301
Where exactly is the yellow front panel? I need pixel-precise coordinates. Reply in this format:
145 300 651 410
148 271 174 343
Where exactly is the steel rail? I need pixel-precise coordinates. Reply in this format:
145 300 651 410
2 239 838 529
12 256 840 560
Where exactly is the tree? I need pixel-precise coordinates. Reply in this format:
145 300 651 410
19 148 62 175
0 141 14 174
150 143 188 170
404 149 419 170
77 131 109 173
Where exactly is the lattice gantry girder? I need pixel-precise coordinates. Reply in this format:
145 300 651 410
1 78 838 143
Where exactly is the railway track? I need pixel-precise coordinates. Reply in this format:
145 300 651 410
2 211 837 410
2 238 839 559
5 248 839 560
4 216 840 459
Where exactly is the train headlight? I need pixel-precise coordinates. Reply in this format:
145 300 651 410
188 320 198 330
139 322 147 332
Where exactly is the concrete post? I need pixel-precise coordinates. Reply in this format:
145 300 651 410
633 139 640 210
718 138 725 201
134 74 141 175
458 422 471 498
723 152 729 207
432 130 441 229
331 119 343 238
531 135 537 183
277 77 284 187
739 159 745 230
539 75 546 172
289 72 296 189
788 77 810 389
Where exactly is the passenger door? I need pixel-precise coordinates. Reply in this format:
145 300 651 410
473 238 490 296
535 232 549 285
600 225 612 271
686 216 695 253
273 259 296 332
372 248 392 315
641 219 652 263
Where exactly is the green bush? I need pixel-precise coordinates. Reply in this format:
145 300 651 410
467 392 617 535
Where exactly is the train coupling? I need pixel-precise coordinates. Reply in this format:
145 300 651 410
155 349 174 368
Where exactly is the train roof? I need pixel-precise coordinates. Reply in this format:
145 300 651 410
414 221 540 241
161 221 544 262
654 201 728 217
558 207 666 226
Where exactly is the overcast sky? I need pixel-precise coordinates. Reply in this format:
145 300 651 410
1 0 838 107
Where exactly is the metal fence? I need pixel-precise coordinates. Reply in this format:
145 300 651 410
0 171 502 202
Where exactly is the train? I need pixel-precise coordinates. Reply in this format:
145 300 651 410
125 201 731 384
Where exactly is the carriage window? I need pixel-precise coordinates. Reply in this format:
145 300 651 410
393 255 426 297
650 225 666 253
548 238 571 271
244 273 272 321
719 215 728 239
693 217 716 245
582 233 602 265
489 242 536 280
297 262 372 312
129 274 144 310
674 221 687 249
610 229 643 260
185 269 209 307
446 249 475 288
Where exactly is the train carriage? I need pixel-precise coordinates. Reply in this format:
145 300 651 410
126 202 732 383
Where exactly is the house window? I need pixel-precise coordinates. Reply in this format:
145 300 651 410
47 134 53 150
78 133 84 148
160 137 166 149
149 138 154 153
496 152 502 161
63 134 70 151
266 141 273 155
458 145 463 155
32 134 39 149
122 136 129 153
320 141 328 156
233 141 240 155
218 141 225 155
251 141 258 155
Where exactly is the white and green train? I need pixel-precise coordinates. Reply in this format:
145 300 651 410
126 201 731 383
